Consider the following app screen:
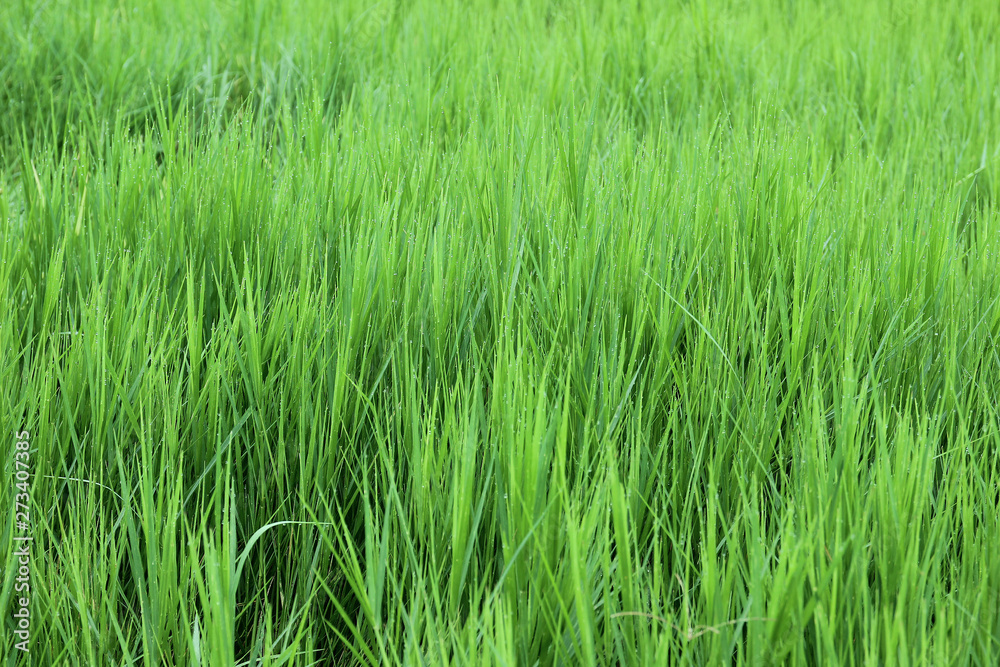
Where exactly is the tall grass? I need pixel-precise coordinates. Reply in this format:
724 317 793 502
2 0 999 664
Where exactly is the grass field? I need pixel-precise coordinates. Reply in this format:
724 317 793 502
2 0 1000 664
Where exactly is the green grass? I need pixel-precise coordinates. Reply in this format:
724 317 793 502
2 0 1000 664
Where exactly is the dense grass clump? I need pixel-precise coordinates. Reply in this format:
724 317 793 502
2 0 1000 664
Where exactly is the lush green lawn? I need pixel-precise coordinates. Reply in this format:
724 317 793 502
2 0 1000 664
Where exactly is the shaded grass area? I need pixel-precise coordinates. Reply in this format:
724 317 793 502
2 0 1000 664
